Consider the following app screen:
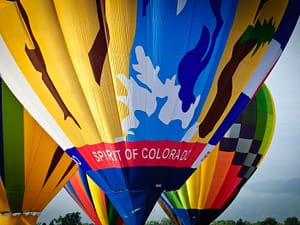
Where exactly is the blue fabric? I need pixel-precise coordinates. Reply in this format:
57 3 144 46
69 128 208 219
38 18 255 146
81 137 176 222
66 147 91 171
273 0 300 49
87 166 195 225
126 0 238 142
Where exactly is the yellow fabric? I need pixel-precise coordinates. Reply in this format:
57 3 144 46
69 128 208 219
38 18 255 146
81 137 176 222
23 110 57 209
198 147 219 208
23 109 78 212
0 215 20 225
186 147 218 209
104 0 138 134
0 0 9 8
0 179 10 212
0 0 138 145
87 175 109 225
54 0 121 142
0 214 38 225
21 215 38 225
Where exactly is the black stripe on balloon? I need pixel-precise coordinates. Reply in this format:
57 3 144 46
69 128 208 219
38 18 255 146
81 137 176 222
55 160 76 188
88 0 110 85
16 0 81 128
239 124 256 139
43 147 64 187
0 79 4 183
238 165 251 178
232 152 247 165
142 0 150 16
219 138 238 152
249 139 261 154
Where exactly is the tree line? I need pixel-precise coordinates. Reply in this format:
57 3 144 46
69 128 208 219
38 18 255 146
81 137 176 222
37 212 300 225
146 217 300 225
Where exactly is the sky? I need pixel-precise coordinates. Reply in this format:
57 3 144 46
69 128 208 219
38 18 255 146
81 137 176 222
38 18 300 225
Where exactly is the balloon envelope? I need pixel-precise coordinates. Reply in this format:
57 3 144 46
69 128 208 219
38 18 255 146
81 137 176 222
159 84 276 225
0 1 298 224
0 80 78 225
65 168 124 225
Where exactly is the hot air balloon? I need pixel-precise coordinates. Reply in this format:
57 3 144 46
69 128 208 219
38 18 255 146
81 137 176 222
0 1 298 224
65 168 124 225
159 84 275 225
0 80 78 225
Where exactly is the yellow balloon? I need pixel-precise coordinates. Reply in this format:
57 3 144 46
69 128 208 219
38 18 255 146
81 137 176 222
0 81 78 225
0 1 298 224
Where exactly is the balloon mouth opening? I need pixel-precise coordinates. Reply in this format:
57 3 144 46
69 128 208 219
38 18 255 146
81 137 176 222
110 183 163 193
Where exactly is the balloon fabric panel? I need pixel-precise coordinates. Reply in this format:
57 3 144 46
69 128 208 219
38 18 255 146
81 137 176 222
86 175 124 225
0 0 291 165
204 151 235 208
211 165 243 209
65 172 102 225
0 1 298 225
65 168 124 225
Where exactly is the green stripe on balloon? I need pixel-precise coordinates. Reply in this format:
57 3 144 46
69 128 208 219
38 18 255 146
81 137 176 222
177 183 190 209
255 88 269 141
258 86 275 156
166 191 185 209
107 199 120 225
2 82 24 212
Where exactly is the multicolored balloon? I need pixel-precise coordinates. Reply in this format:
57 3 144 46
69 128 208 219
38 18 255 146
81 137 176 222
159 84 276 225
0 1 298 224
0 80 78 225
65 168 124 225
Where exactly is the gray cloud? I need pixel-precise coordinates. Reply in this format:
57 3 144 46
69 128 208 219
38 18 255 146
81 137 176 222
247 178 300 196
38 190 92 224
219 190 300 223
